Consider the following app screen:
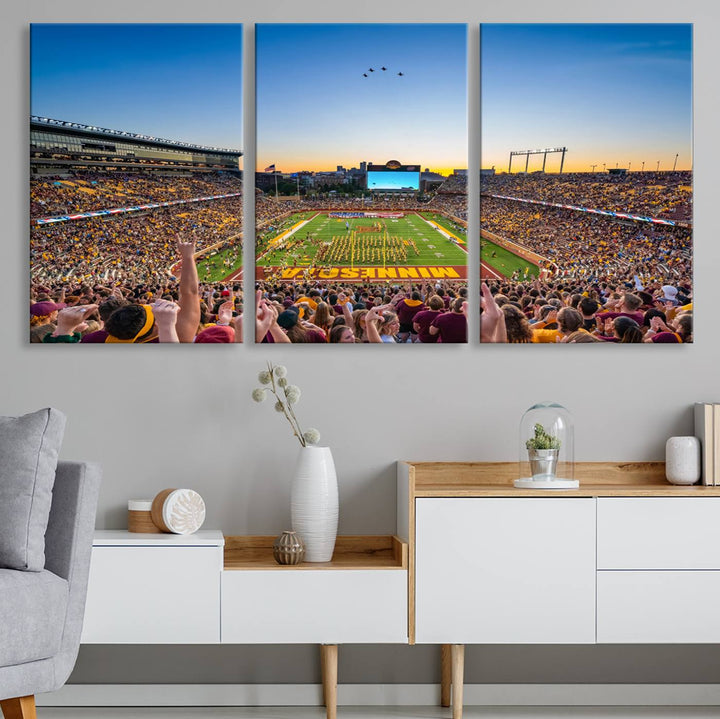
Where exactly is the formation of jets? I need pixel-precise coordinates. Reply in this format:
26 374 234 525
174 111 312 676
362 67 404 77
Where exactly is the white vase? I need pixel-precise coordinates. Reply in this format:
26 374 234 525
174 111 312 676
665 436 701 485
291 446 338 562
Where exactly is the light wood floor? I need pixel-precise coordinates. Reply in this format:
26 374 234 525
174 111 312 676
34 708 720 718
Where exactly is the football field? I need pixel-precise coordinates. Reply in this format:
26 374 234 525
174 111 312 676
256 211 467 282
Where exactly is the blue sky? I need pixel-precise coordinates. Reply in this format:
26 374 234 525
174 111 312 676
481 24 692 172
256 24 467 173
31 24 243 150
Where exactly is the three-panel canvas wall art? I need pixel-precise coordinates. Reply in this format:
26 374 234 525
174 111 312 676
29 23 692 345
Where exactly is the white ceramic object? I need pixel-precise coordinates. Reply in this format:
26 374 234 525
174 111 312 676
291 446 338 562
665 436 701 485
160 489 206 534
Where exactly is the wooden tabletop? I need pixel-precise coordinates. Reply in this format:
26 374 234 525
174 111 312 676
401 461 720 497
224 535 408 570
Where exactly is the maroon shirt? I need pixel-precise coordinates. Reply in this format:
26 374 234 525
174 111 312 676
431 311 467 343
395 300 425 328
80 330 109 343
651 331 682 343
413 309 441 343
305 328 327 343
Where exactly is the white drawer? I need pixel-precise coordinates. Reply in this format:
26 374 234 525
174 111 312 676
597 570 720 643
221 569 407 643
597 498 720 569
82 546 222 643
415 498 596 644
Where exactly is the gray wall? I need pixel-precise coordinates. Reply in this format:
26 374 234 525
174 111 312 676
5 0 720 687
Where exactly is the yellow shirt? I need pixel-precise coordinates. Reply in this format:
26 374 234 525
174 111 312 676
532 328 559 343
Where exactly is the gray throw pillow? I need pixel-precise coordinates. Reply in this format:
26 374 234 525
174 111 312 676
0 408 66 571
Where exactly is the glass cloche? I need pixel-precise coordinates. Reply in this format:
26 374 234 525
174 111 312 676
515 402 577 489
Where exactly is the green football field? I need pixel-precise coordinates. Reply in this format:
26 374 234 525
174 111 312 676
481 237 539 279
198 247 242 283
257 211 467 268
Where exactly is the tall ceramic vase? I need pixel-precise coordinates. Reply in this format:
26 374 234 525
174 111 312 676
291 446 338 562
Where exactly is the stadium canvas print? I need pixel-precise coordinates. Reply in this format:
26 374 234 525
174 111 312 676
256 24 468 344
30 24 243 344
480 24 693 345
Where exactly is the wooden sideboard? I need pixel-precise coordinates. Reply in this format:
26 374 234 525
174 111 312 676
397 461 720 719
80 462 720 719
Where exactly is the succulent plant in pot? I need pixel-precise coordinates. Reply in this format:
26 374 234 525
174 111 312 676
526 423 561 479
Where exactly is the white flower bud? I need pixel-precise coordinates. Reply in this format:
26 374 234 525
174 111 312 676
251 388 266 403
274 401 285 413
277 377 288 388
303 428 321 445
285 385 301 405
258 371 272 385
274 365 288 379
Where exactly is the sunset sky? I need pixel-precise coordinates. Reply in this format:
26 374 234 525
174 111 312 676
481 24 692 173
256 24 467 175
31 24 243 152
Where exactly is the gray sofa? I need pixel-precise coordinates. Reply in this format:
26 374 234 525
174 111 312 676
0 461 101 718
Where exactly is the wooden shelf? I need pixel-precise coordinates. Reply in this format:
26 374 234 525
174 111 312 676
224 535 408 571
401 461 720 497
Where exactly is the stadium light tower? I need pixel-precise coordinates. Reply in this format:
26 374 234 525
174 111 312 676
590 164 597 172
673 153 679 171
508 146 567 174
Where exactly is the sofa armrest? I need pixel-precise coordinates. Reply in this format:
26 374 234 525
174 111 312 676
45 462 101 582
44 461 101 688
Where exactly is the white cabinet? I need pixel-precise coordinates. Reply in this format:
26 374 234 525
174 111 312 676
222 569 407 644
597 497 720 643
81 531 224 644
415 498 596 644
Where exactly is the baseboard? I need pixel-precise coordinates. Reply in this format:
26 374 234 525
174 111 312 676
37 683 720 707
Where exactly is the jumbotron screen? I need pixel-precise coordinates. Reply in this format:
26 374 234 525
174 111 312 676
366 161 420 191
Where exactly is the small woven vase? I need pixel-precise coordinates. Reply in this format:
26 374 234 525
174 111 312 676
273 530 305 566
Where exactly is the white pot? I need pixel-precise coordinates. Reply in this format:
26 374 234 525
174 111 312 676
291 446 338 562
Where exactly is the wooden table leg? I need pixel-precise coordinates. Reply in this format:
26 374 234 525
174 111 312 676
451 644 464 719
440 644 452 707
1 696 37 719
320 644 338 719
320 645 327 707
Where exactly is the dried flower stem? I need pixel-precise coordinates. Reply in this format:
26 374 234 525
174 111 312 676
267 362 307 446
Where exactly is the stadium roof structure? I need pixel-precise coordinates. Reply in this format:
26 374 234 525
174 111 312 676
30 116 242 157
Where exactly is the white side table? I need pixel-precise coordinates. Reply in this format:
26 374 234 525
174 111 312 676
81 530 224 644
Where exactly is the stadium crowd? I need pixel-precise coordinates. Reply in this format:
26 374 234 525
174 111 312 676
253 280 468 343
30 234 247 344
482 171 692 223
31 197 242 288
31 172 242 218
477 171 693 343
481 197 692 288
30 170 471 344
479 278 692 344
